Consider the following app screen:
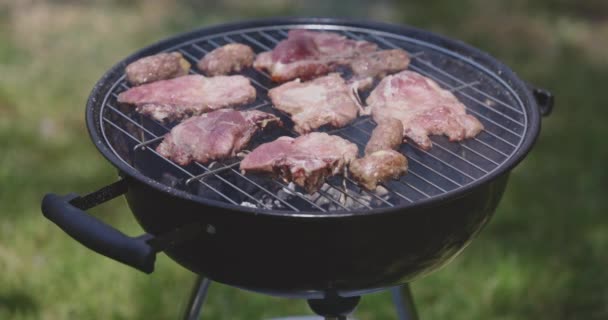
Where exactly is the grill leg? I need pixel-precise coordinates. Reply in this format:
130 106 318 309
180 279 416 320
391 284 419 320
182 276 211 320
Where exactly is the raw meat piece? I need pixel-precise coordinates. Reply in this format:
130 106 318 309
365 118 404 155
254 29 378 82
349 150 408 190
367 70 484 149
156 109 280 165
348 49 410 79
117 74 256 122
197 43 255 76
268 73 361 134
125 52 190 86
254 51 330 83
240 132 358 193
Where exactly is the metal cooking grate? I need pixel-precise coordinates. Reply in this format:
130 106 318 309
99 24 528 213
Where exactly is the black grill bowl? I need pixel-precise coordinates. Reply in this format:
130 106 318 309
124 173 508 298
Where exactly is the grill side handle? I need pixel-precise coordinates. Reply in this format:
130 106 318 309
528 84 554 117
41 179 157 274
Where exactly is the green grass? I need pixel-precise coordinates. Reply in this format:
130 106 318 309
1 1 607 319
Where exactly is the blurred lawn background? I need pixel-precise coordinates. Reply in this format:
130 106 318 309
1 0 607 319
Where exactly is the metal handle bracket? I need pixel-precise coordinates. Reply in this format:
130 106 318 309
530 86 554 117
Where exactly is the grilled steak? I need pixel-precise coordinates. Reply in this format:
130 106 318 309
125 52 190 86
365 118 404 155
350 150 408 191
268 73 361 134
117 74 256 122
367 70 484 149
197 43 255 76
157 109 280 166
254 29 378 82
240 132 358 193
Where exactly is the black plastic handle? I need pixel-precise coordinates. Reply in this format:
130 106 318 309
529 85 554 117
41 181 157 274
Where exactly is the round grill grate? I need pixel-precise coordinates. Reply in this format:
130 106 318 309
96 22 531 213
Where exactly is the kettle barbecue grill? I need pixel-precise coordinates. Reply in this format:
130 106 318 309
41 18 553 319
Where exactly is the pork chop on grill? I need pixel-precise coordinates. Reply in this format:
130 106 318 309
156 109 280 166
240 132 358 193
197 43 255 76
346 49 411 99
268 73 361 134
254 29 377 82
117 74 256 122
350 150 408 191
125 52 191 86
254 30 411 83
367 70 484 149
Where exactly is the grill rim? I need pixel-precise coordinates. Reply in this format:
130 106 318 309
85 17 541 218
